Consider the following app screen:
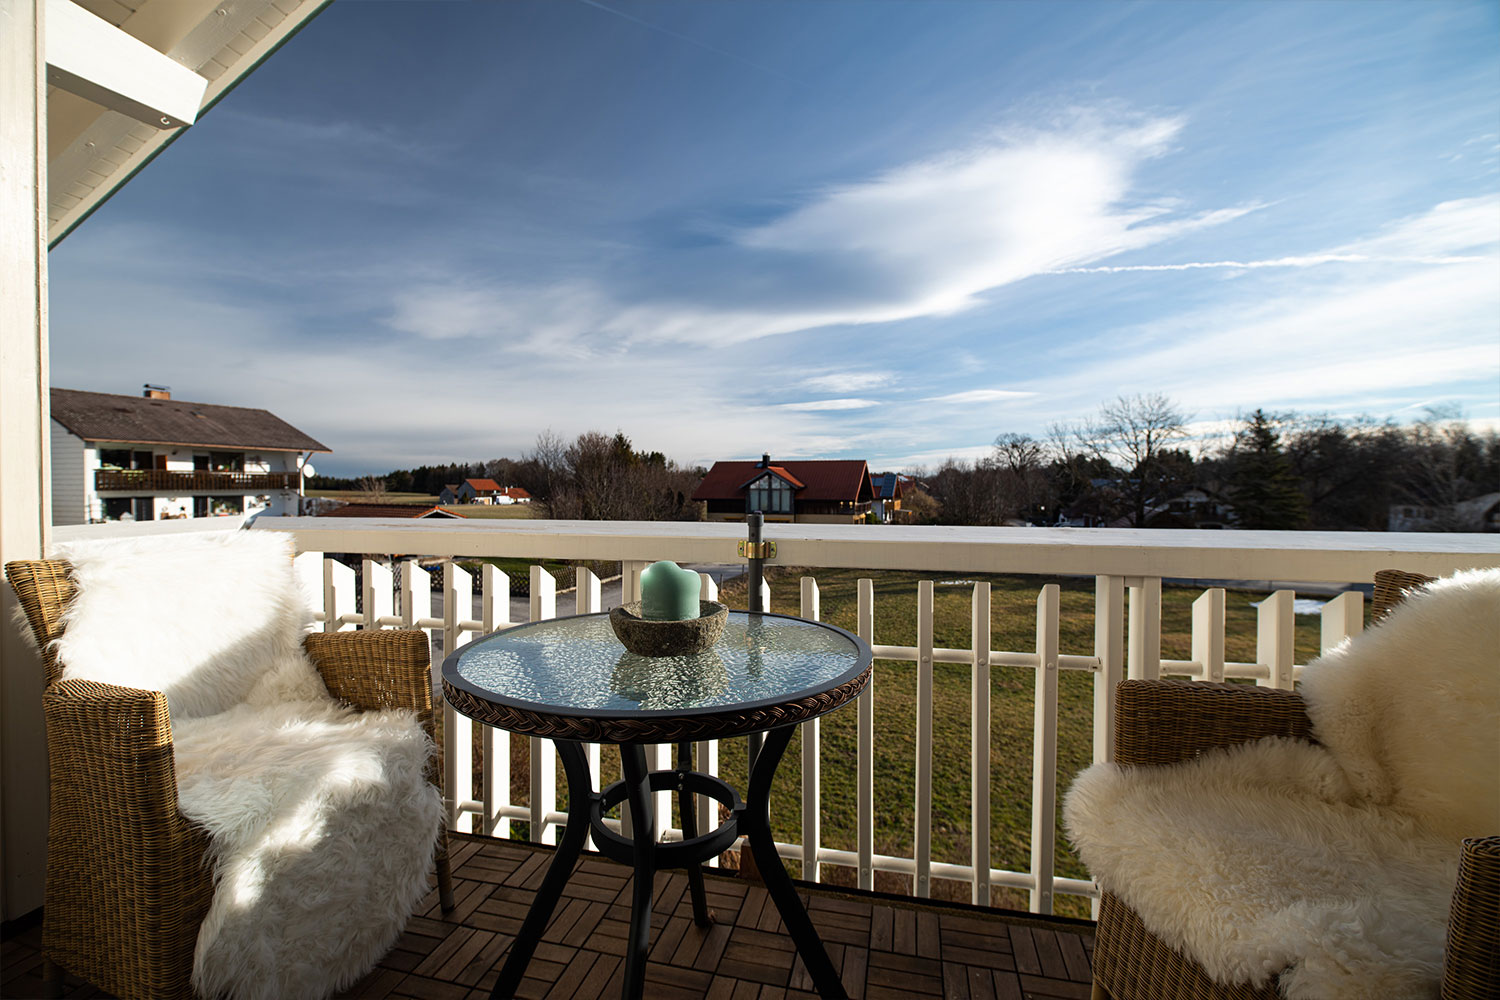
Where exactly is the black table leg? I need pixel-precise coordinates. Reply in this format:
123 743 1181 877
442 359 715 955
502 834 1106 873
742 726 848 1000
620 744 656 1000
676 741 712 927
490 740 593 1000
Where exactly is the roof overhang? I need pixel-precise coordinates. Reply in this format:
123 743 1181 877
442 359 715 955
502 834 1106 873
46 0 333 248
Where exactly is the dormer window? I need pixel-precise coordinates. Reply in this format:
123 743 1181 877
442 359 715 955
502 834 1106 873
747 473 793 514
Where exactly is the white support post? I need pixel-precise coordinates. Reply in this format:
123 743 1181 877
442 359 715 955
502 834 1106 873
1320 590 1364 653
1191 588 1226 683
914 580 934 898
1030 584 1060 915
1127 577 1162 680
1093 575 1125 765
323 558 356 632
482 564 511 838
529 565 557 844
444 562 474 833
0 0 50 917
575 567 601 847
759 576 772 612
856 578 875 891
799 576 821 882
699 572 718 603
970 582 992 906
576 566 601 616
1092 574 1124 919
621 560 645 604
362 558 393 629
1257 590 1296 689
695 736 719 865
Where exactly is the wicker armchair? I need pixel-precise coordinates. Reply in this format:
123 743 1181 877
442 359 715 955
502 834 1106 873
1089 570 1498 1000
5 558 456 1000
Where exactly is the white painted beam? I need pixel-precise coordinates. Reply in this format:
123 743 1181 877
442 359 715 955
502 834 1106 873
45 0 208 129
0 0 51 920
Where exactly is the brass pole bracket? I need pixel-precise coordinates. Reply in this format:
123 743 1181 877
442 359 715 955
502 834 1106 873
738 540 776 560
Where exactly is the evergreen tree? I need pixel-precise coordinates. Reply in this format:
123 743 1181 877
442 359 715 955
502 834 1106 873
1229 410 1308 529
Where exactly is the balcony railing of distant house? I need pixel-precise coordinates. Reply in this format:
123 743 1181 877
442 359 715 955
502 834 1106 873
94 469 301 492
203 519 1495 918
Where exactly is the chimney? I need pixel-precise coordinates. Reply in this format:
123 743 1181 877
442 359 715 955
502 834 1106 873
760 453 770 468
143 383 171 400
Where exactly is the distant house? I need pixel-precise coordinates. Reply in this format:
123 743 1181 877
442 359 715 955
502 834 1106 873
693 454 874 524
49 386 328 525
452 478 502 504
1389 492 1500 532
1143 488 1237 529
317 503 465 519
869 473 906 523
445 480 532 505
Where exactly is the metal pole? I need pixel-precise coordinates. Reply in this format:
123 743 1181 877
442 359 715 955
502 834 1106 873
747 511 764 614
746 512 765 768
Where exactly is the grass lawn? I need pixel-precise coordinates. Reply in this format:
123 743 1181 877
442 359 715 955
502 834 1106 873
452 565 1345 919
307 490 440 504
439 505 535 519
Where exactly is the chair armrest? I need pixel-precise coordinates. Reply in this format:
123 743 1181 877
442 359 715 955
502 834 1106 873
1444 836 1500 1000
303 629 435 737
43 679 212 999
1114 679 1315 766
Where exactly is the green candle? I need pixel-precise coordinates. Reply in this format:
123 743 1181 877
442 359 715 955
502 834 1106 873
640 560 701 621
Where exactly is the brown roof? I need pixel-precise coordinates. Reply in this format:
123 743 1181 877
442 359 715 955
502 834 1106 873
693 459 873 503
317 504 464 519
499 486 531 499
51 388 329 452
466 478 502 492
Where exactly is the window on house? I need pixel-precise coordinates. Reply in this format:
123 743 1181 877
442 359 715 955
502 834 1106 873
746 475 792 514
99 448 131 468
210 452 244 472
208 496 244 516
102 497 133 521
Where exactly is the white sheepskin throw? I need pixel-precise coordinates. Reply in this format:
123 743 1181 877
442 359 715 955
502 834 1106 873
51 531 325 718
1064 568 1500 1000
46 530 443 1000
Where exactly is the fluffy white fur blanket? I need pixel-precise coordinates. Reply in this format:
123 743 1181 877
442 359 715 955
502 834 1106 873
48 531 443 1000
1065 568 1500 1000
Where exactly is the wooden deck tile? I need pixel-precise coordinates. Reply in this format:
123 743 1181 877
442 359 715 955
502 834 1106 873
2 833 1094 1000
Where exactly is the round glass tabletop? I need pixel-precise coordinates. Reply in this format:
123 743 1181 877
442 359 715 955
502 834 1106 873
444 611 870 721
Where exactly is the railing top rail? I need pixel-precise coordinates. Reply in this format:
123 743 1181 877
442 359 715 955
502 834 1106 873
248 517 1500 583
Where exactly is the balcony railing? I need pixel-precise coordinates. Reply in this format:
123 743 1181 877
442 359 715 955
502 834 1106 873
94 468 300 492
236 518 1497 918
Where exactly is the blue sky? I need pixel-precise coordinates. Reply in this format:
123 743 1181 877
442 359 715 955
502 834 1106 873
48 0 1500 477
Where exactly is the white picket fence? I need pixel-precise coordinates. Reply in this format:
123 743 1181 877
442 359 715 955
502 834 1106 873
246 518 1500 917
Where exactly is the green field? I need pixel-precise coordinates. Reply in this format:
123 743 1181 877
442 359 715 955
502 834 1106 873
450 566 1339 918
306 491 535 518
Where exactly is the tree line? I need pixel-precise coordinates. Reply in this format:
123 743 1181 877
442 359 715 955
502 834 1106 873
309 396 1496 530
910 394 1498 531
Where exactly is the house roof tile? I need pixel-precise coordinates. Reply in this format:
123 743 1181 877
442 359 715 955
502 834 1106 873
50 388 328 453
693 459 872 503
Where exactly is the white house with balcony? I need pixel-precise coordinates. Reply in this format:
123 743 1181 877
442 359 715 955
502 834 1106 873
49 386 329 524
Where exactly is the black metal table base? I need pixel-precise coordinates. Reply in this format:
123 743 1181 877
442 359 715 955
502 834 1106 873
488 726 847 1000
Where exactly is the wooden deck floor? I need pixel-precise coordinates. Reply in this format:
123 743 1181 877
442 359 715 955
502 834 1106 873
2 833 1096 1000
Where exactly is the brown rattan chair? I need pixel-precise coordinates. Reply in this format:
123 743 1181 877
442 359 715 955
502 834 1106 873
1088 570 1497 1000
5 558 456 1000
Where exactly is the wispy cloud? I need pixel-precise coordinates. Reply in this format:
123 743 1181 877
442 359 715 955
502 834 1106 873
387 111 1255 349
922 389 1037 405
778 398 879 411
800 371 894 392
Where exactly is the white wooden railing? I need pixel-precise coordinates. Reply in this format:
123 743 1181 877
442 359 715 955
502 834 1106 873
242 518 1500 916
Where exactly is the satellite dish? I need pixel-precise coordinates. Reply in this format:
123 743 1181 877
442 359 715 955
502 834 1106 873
301 463 316 479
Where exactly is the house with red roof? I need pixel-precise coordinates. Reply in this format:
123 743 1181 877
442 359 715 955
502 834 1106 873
692 454 875 524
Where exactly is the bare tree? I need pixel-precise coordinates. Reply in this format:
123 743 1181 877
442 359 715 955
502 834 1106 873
1075 393 1189 527
357 475 388 503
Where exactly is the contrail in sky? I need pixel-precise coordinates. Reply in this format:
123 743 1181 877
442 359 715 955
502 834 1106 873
1048 253 1491 274
575 0 807 86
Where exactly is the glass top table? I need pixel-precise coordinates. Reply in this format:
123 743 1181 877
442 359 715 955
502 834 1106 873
442 610 872 745
441 609 870 1000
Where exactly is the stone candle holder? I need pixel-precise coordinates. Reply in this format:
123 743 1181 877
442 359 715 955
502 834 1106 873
609 600 728 657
